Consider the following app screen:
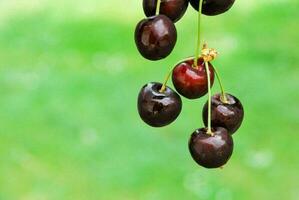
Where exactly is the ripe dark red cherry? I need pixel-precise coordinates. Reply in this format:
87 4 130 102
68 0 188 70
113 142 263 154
189 127 233 168
189 0 235 16
203 93 244 134
172 57 215 99
143 0 189 22
135 15 177 61
138 82 182 127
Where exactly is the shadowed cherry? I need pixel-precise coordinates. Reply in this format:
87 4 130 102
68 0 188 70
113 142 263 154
189 0 235 16
143 0 189 22
189 127 234 168
138 82 182 127
203 93 244 134
135 15 177 60
172 57 214 99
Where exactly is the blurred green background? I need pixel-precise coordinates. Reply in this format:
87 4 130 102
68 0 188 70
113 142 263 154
0 0 299 199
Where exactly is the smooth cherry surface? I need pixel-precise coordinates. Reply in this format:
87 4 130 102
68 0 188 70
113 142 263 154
138 82 182 127
189 127 233 168
203 93 244 134
172 58 215 99
135 15 177 60
143 0 189 22
189 0 235 16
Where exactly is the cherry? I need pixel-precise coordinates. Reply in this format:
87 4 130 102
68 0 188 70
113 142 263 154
137 82 182 127
189 0 235 16
202 93 244 134
189 127 233 168
143 0 189 23
135 15 177 61
172 57 215 99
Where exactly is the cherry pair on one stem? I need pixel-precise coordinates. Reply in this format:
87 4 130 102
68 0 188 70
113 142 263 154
137 45 214 129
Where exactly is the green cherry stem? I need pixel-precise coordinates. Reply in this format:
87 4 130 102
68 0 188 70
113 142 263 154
156 0 161 15
213 67 229 103
159 57 194 93
204 61 213 135
156 0 164 93
193 0 203 68
159 69 172 93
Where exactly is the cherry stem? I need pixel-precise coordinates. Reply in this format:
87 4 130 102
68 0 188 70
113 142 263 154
159 70 172 93
214 67 228 103
159 58 193 93
204 61 213 135
193 0 203 68
156 0 161 15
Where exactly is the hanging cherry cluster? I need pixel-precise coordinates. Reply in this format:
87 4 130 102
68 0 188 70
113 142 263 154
134 0 244 169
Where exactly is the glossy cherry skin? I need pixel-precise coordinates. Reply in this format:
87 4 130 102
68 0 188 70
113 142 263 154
189 0 235 16
135 15 177 61
203 93 244 134
172 57 215 99
138 82 182 127
143 0 189 22
189 127 233 168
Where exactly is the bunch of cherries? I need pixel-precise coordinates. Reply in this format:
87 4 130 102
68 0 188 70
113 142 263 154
135 0 244 169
